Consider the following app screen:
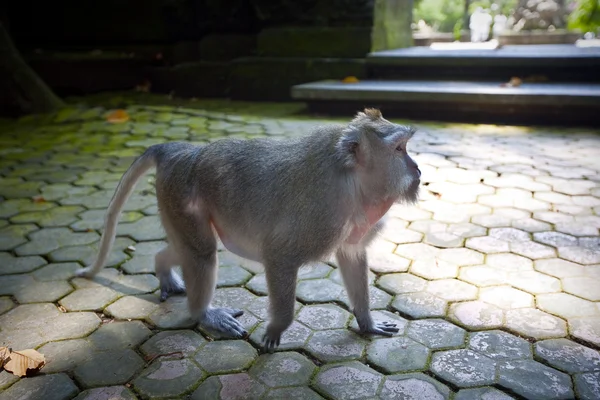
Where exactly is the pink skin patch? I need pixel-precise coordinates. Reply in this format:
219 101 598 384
346 198 395 244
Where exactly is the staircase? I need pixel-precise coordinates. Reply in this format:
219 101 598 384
291 44 600 127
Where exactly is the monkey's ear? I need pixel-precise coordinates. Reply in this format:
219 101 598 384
335 127 361 168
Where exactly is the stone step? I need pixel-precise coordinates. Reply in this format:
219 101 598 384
367 44 600 82
291 80 600 126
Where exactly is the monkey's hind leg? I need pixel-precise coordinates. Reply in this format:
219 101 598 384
336 245 400 336
155 245 186 302
163 212 247 339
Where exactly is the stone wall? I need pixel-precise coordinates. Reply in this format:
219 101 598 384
6 0 412 100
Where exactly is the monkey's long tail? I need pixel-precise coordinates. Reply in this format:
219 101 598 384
78 148 158 278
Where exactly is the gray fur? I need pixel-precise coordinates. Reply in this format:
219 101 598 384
77 109 421 352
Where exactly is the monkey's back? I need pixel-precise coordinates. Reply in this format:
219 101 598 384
153 129 356 260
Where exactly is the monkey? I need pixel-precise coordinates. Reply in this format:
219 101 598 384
77 108 421 352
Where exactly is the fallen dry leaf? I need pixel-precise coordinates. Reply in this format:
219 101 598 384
342 76 360 84
58 305 67 313
135 80 152 93
500 77 522 88
0 347 10 368
3 349 45 377
32 195 47 204
106 109 130 124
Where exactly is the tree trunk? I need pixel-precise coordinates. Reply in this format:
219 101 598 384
0 20 64 116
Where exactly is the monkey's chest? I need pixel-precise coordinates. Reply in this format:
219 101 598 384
346 199 394 245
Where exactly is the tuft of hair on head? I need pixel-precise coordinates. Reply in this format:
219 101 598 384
353 108 383 123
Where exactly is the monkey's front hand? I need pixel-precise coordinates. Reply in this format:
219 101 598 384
356 313 400 337
199 307 247 338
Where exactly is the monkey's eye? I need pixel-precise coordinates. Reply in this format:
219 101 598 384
396 145 404 152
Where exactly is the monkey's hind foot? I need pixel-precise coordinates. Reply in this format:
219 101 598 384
200 307 247 338
359 321 400 337
158 270 186 302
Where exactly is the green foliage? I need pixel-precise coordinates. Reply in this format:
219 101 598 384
414 0 518 33
568 0 600 33
413 0 464 32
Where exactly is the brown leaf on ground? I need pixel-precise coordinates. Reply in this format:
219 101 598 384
3 349 45 377
0 347 10 368
106 109 130 124
342 76 360 84
500 77 522 88
135 80 152 93
32 195 47 203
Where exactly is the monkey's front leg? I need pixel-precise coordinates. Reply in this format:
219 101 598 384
262 260 299 353
336 246 399 336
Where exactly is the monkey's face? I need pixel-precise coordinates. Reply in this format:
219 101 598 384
346 109 421 204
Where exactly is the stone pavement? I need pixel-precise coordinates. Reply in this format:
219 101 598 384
0 97 599 400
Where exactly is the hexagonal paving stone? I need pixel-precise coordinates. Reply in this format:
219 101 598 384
485 253 533 272
497 359 574 400
0 252 47 274
298 262 333 280
537 293 598 319
10 205 84 227
32 262 80 281
534 258 586 278
263 387 324 400
510 241 556 259
15 227 98 256
296 304 351 330
314 361 383 400
217 265 253 287
73 386 138 400
425 279 478 301
489 227 531 242
535 338 600 374
74 349 145 387
0 373 78 400
407 318 467 350
245 296 302 321
104 293 160 319
368 249 411 273
562 276 600 301
306 329 368 363
71 268 159 295
479 286 534 309
195 340 257 373
246 273 268 295
505 308 567 340
191 373 266 400
50 237 133 267
249 321 312 351
133 357 205 398
367 336 430 373
448 300 504 330
14 279 74 304
574 372 600 400
146 296 196 329
296 278 344 303
410 257 459 280
381 372 452 400
512 217 552 233
38 339 96 373
0 296 15 315
0 224 39 251
88 320 152 350
430 349 496 388
377 273 428 295
458 265 507 286
117 215 166 241
468 330 532 360
0 371 18 391
392 292 448 319
140 329 206 359
339 285 391 311
508 270 562 294
59 286 120 311
569 316 600 347
533 231 578 248
466 236 510 253
455 387 515 400
249 351 316 388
